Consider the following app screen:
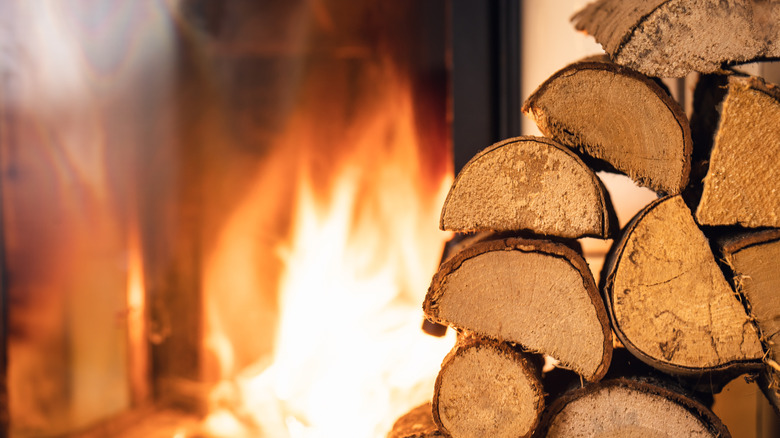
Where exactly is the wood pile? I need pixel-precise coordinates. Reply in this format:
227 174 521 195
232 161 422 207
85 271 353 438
390 1 780 436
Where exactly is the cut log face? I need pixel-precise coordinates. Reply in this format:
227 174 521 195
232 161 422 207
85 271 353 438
720 229 780 411
603 195 763 374
695 75 780 228
388 403 443 438
522 58 691 194
439 136 617 239
424 237 612 382
540 378 732 438
432 337 544 438
572 0 780 78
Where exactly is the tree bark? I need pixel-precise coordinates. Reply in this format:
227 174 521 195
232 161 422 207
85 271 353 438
572 0 780 78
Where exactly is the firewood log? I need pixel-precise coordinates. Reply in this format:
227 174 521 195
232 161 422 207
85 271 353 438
432 336 544 438
602 195 764 376
572 0 780 78
439 136 617 239
387 403 443 438
522 57 691 195
719 229 780 413
695 75 780 228
536 378 732 438
424 236 613 382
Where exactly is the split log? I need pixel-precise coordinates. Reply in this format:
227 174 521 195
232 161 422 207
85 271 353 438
720 229 780 413
537 378 732 438
602 195 764 375
439 136 617 239
572 0 780 78
522 57 691 194
424 236 612 382
695 75 780 228
432 337 544 438
387 403 442 438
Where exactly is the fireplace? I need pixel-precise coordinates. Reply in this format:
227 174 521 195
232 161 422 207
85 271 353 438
0 0 454 436
2 1 780 437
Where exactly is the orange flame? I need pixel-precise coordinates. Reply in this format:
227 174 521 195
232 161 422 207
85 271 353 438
127 219 150 405
202 64 454 437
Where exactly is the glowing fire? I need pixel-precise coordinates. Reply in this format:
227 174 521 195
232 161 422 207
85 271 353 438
202 65 455 437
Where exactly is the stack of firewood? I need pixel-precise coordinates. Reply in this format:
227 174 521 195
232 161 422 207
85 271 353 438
389 1 780 437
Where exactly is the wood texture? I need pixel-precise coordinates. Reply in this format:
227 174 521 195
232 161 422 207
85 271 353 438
523 57 691 194
439 136 617 239
424 236 612 382
695 75 780 227
720 229 780 413
538 378 732 438
432 337 543 438
388 403 443 438
572 0 780 78
602 195 763 375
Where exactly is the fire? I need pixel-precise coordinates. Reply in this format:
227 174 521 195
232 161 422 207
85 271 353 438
202 64 455 437
126 219 150 405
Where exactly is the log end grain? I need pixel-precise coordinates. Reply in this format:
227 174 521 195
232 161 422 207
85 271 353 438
439 136 616 239
696 76 780 228
540 378 731 438
432 338 544 438
522 58 691 194
604 195 763 374
424 237 612 382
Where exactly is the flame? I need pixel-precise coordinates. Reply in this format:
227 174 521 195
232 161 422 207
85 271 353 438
202 64 455 437
127 219 150 404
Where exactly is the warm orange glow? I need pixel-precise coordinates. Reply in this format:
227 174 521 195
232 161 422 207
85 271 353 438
202 65 455 437
127 220 150 405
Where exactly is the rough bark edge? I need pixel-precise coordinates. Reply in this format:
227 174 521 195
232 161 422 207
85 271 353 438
571 0 671 60
439 135 618 239
424 236 613 382
431 336 545 438
572 0 777 77
534 378 732 438
719 228 780 258
522 58 692 195
387 403 443 438
718 228 780 414
601 195 764 377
